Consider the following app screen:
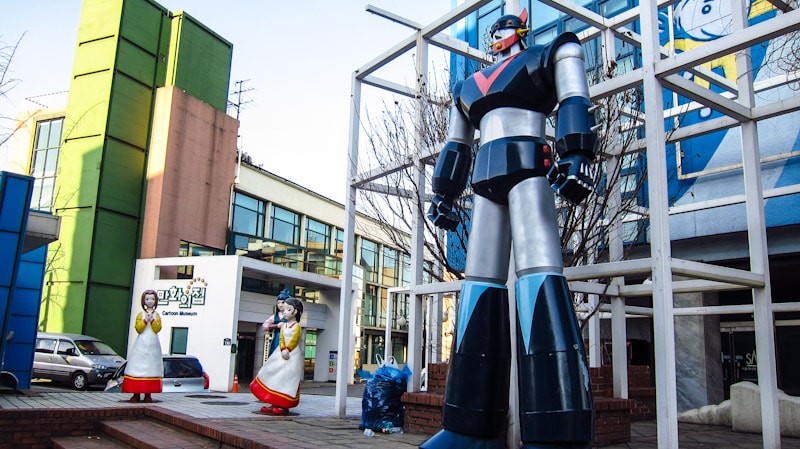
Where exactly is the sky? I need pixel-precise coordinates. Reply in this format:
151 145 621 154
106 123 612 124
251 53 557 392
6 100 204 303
0 0 453 204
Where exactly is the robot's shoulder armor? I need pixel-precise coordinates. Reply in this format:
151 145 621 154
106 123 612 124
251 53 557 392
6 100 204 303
452 79 466 114
542 32 582 83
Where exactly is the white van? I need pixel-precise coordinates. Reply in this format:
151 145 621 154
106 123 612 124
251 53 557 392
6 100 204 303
32 332 125 390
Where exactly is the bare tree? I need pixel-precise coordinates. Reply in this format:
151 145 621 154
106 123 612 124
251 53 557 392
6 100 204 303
356 71 460 282
759 0 800 87
1 34 24 147
355 60 650 291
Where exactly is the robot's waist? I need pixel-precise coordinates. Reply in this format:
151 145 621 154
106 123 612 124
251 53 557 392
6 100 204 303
478 108 547 142
471 137 553 203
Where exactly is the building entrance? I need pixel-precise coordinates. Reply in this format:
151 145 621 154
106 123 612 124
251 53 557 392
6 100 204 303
721 323 800 398
236 333 256 382
721 328 758 399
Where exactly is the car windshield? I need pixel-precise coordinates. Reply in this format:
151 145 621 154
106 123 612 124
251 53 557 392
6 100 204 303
75 340 118 356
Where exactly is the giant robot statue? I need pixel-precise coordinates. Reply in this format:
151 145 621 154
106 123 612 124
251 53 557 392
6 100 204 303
423 9 597 449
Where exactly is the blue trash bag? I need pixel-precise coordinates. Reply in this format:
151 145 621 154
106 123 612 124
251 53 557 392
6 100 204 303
359 363 412 431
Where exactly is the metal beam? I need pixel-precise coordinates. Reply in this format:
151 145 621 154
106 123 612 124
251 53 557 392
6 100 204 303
669 184 800 215
564 257 653 281
568 280 618 296
670 258 765 287
361 75 417 98
429 33 494 66
358 181 415 199
414 280 463 296
662 74 751 122
355 0 492 79
654 8 800 78
365 4 422 30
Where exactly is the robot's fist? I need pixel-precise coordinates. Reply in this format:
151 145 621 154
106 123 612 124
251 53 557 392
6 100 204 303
427 194 459 231
548 153 595 204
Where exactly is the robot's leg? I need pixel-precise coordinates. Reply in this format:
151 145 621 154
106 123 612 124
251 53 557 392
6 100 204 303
421 281 511 449
516 272 593 449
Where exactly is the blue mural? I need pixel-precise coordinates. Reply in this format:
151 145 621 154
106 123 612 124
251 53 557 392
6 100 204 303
661 0 800 237
448 0 798 251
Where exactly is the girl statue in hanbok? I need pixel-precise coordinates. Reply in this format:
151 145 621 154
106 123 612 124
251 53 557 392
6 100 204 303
250 297 304 415
122 289 164 402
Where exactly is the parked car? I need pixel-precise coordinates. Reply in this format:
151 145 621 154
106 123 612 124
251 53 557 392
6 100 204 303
33 332 125 390
104 355 210 393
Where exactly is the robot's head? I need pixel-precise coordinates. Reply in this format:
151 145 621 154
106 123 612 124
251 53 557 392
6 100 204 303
490 8 529 55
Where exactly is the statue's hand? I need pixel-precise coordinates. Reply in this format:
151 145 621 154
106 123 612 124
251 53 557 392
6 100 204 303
548 153 595 204
427 194 459 231
281 349 290 360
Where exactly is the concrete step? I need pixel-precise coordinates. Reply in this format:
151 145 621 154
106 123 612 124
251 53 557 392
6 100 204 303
50 435 133 449
101 420 221 449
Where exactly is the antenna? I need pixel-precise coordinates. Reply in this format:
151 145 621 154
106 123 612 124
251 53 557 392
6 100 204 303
228 79 253 120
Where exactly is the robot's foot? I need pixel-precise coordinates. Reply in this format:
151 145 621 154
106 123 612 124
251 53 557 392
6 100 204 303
420 429 504 449
520 443 589 449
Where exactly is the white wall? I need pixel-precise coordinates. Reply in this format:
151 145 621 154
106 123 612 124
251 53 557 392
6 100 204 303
132 256 242 392
314 290 341 382
133 255 344 391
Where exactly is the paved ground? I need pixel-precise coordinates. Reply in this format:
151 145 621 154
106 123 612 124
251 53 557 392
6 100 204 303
2 380 800 448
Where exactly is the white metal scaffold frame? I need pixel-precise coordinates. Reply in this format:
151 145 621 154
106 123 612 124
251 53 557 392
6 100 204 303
336 2 800 448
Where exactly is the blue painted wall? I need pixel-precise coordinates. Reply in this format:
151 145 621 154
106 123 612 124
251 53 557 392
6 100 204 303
4 246 48 389
0 171 47 389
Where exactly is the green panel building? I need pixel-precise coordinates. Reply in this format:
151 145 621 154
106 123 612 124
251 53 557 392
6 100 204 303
42 0 232 354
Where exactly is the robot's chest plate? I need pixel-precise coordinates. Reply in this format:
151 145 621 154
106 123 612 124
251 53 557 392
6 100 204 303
458 48 556 127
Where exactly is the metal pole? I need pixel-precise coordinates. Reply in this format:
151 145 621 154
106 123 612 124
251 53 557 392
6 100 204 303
639 1 680 446
385 291 394 363
406 30 429 393
335 73 362 418
732 1 780 447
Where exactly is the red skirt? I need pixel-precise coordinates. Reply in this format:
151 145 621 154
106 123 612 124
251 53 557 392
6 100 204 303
122 375 162 394
250 376 300 409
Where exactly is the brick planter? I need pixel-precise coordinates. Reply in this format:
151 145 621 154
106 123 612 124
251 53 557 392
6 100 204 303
402 362 636 446
402 391 444 435
593 397 632 446
591 365 656 421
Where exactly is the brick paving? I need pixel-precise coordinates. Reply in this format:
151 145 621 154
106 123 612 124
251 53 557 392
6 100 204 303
2 381 800 448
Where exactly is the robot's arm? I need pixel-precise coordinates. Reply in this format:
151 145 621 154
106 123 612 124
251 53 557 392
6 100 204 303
547 35 598 204
427 103 475 231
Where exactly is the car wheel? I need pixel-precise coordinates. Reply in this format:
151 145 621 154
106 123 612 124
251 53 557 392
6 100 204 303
71 372 88 390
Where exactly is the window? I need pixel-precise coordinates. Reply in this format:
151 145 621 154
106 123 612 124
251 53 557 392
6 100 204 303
599 0 628 17
57 340 76 356
305 218 330 252
402 254 411 287
423 261 434 284
334 228 345 256
382 248 399 286
303 330 317 380
35 338 56 353
232 192 266 237
270 205 300 245
178 241 223 278
363 284 379 326
360 239 379 283
170 328 188 354
179 241 223 257
30 118 64 211
533 26 558 45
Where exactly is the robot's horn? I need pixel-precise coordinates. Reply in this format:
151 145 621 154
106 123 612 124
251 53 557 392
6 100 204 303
518 8 528 24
